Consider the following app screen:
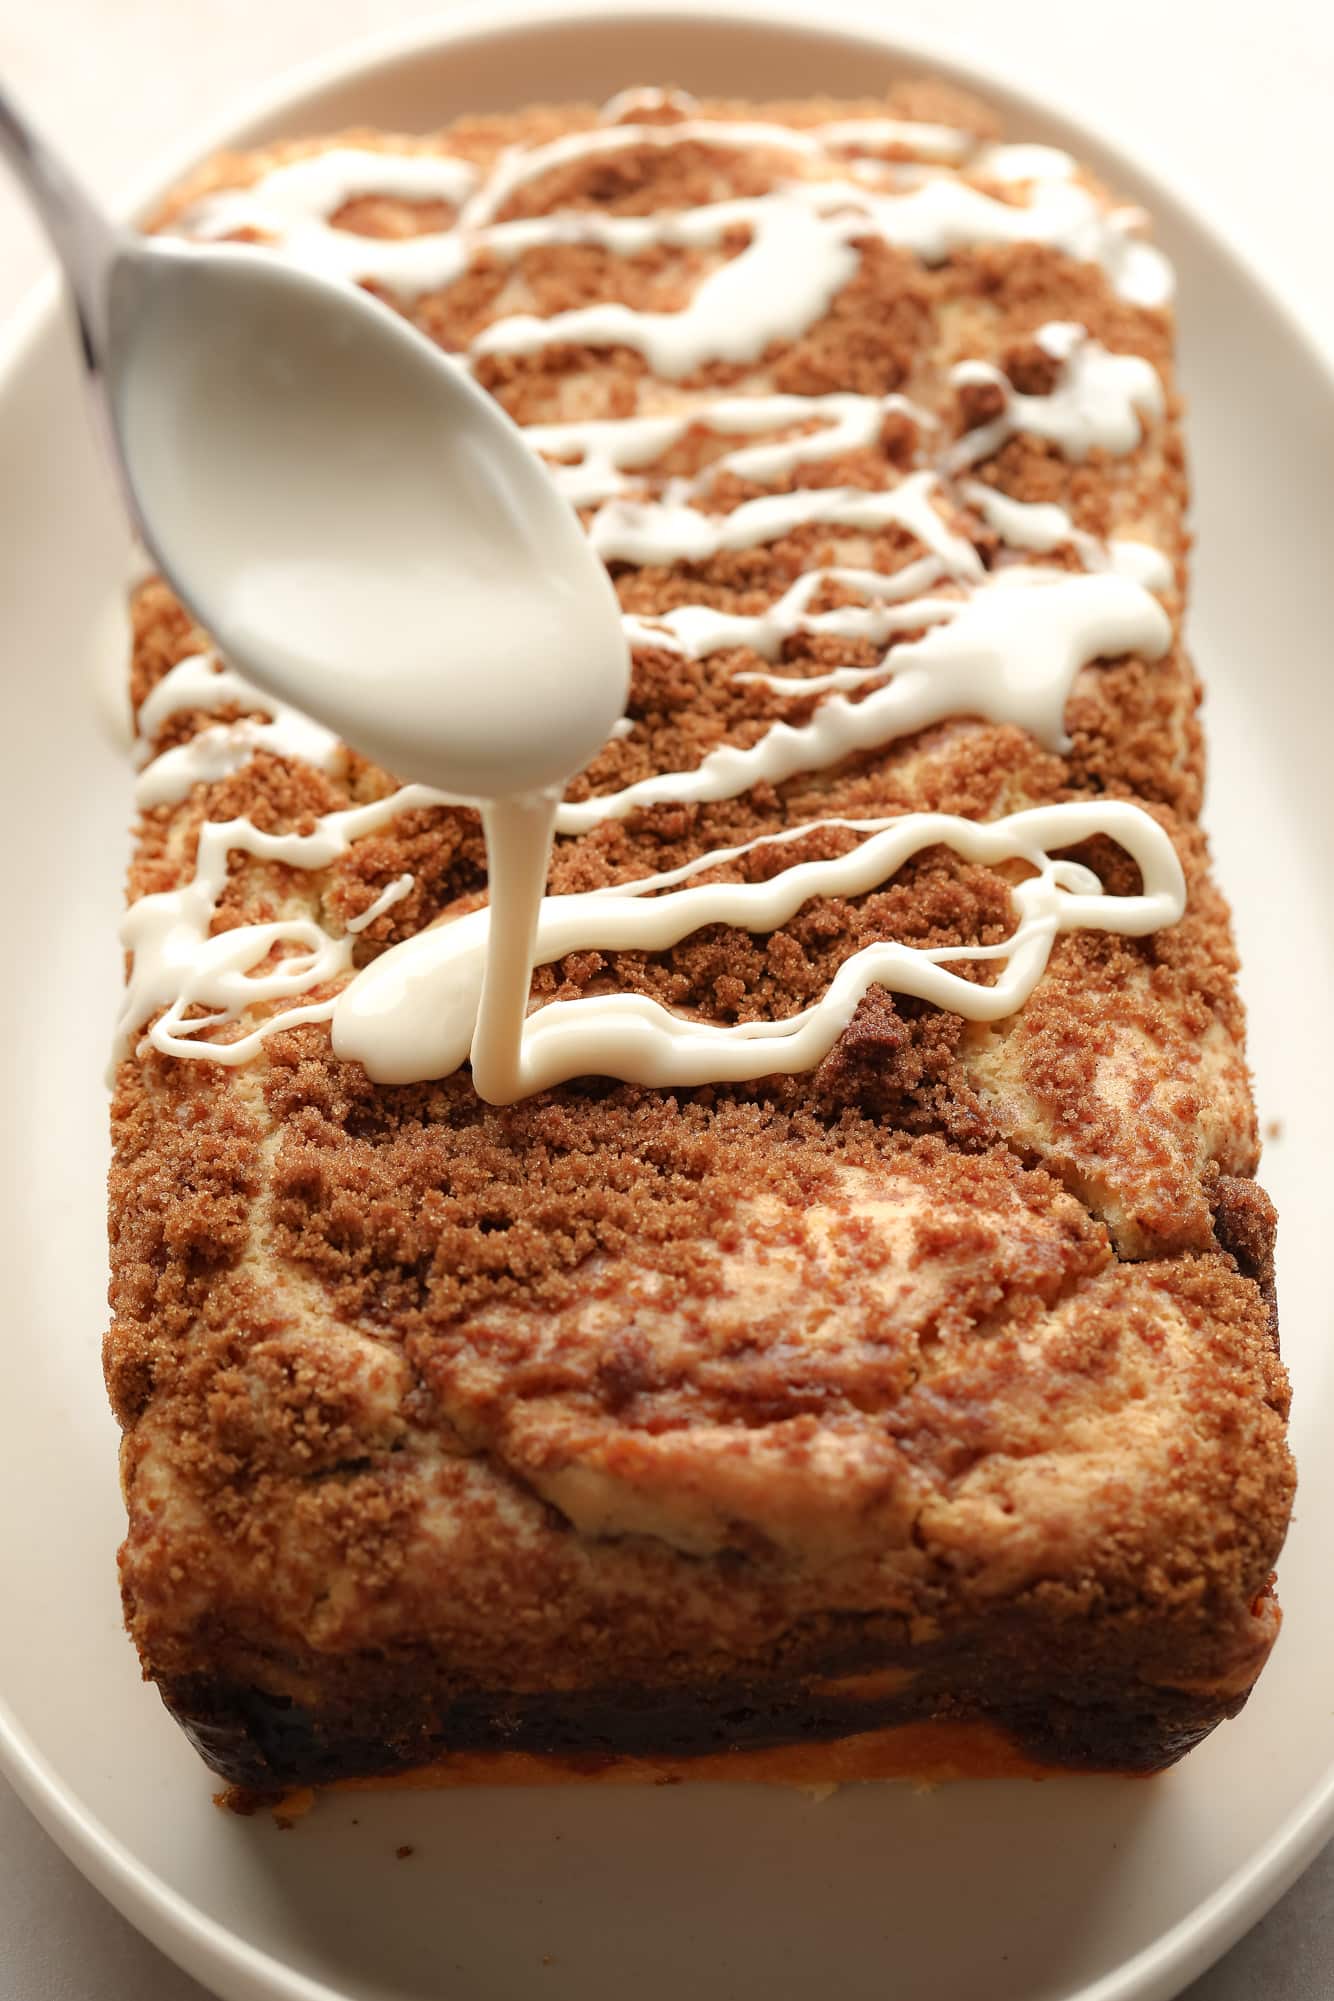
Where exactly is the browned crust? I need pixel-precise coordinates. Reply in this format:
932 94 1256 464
344 1727 1079 1790
107 86 1292 1798
231 1724 1118 1810
175 1581 1281 1800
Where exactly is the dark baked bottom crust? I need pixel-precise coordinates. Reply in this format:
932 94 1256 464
161 1590 1279 1799
169 1675 1237 1801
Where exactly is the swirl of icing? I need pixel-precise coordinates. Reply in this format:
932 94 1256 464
331 800 1186 1093
118 98 1183 1095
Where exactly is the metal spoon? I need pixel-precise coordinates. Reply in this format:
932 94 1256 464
0 82 630 802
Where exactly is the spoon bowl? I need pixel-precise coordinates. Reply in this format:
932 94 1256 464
108 237 630 799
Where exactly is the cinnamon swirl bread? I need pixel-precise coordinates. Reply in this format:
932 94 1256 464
107 79 1291 1798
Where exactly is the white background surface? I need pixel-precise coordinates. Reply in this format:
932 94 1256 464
0 2 1330 1996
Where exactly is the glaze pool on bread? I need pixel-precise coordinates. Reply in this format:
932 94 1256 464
108 78 1292 1794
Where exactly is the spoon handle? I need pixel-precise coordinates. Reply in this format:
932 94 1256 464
0 81 124 365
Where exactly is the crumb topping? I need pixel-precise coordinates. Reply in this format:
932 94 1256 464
111 88 1289 1701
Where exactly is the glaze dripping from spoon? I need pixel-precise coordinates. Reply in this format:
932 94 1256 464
0 84 630 1103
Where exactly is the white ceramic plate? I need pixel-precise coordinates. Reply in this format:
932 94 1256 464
3 7 1333 1998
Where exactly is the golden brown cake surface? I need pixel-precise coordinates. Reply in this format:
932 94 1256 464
107 80 1292 1794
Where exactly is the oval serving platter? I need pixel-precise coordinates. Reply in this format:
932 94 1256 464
2 8 1332 1999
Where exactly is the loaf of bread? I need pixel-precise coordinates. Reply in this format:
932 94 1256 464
108 78 1291 1798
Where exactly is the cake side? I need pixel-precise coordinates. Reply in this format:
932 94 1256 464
106 82 1292 1794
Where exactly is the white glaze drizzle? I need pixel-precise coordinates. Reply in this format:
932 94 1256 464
819 116 972 163
456 118 867 228
330 799 1186 1088
601 87 971 165
625 575 959 703
946 320 1165 470
345 873 416 933
181 147 481 294
589 466 977 568
175 111 1173 375
466 174 1171 373
526 391 929 507
598 87 701 125
973 143 1077 184
114 785 447 1066
134 652 343 807
120 100 1185 1087
619 559 955 663
472 190 861 376
557 569 1170 833
960 482 1175 593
